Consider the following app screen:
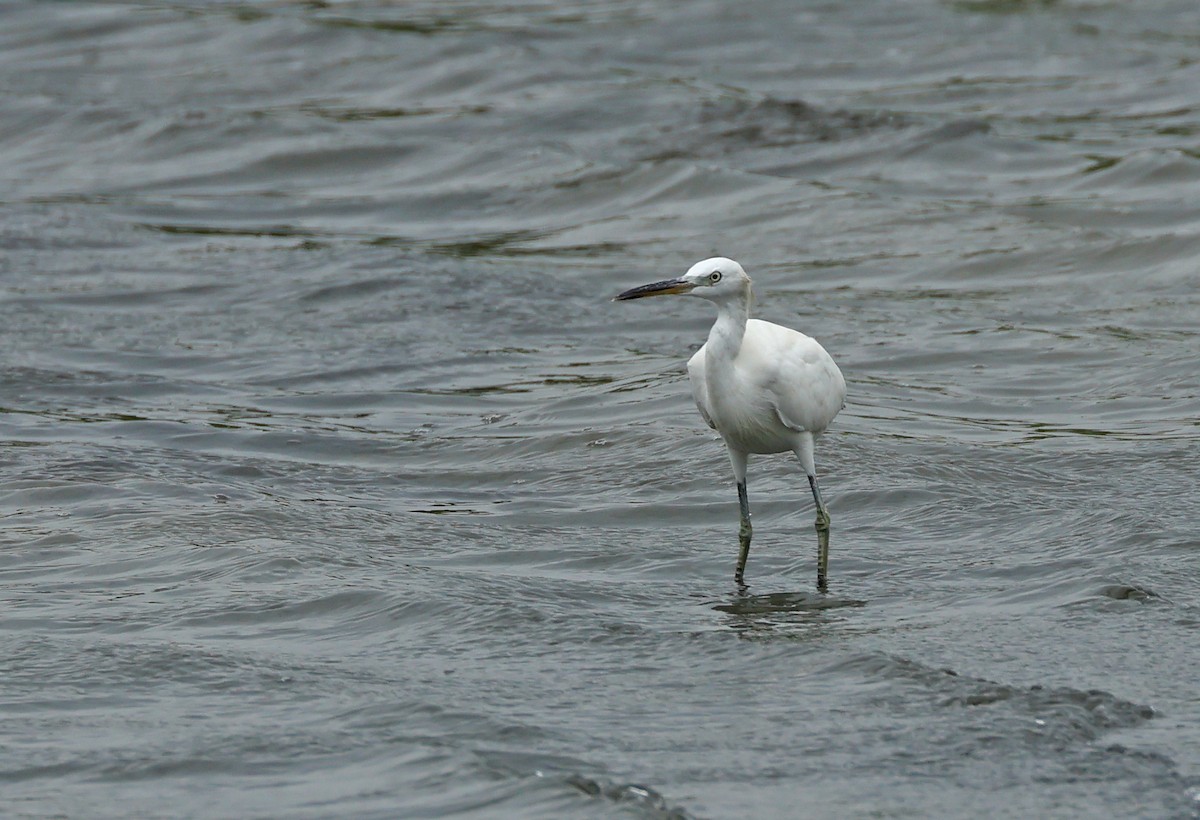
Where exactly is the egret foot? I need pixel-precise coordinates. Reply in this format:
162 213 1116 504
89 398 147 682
815 508 831 592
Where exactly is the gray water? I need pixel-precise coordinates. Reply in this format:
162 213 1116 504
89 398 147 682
3 1 1200 817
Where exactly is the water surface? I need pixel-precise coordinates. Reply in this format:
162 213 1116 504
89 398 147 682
2 1 1200 817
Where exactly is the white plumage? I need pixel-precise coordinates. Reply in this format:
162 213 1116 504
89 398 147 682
616 257 845 589
688 318 844 451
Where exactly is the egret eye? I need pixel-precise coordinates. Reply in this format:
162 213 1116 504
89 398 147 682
709 271 722 283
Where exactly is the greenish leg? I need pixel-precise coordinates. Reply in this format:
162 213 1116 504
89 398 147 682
809 475 831 592
734 480 752 585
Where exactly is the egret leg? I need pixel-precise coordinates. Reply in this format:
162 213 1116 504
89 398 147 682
735 480 752 584
726 446 751 584
809 475 831 593
794 433 831 592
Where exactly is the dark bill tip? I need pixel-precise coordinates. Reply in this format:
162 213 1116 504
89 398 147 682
613 278 693 301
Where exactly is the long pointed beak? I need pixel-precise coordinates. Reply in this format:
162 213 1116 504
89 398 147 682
613 277 695 301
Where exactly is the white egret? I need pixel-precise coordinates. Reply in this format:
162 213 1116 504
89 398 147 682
615 257 846 590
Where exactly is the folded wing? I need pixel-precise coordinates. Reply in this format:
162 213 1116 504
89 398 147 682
743 319 845 434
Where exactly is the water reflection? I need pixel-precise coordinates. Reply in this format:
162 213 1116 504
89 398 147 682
713 588 866 632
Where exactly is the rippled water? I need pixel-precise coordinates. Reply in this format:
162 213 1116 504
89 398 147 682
3 1 1200 817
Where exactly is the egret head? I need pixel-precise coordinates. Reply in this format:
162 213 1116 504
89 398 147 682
613 257 752 303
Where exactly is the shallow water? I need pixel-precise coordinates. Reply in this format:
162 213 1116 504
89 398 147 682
2 1 1200 817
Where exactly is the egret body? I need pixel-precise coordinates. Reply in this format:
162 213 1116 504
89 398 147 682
615 258 846 590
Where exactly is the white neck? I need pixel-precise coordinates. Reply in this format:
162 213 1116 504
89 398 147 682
705 290 752 364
